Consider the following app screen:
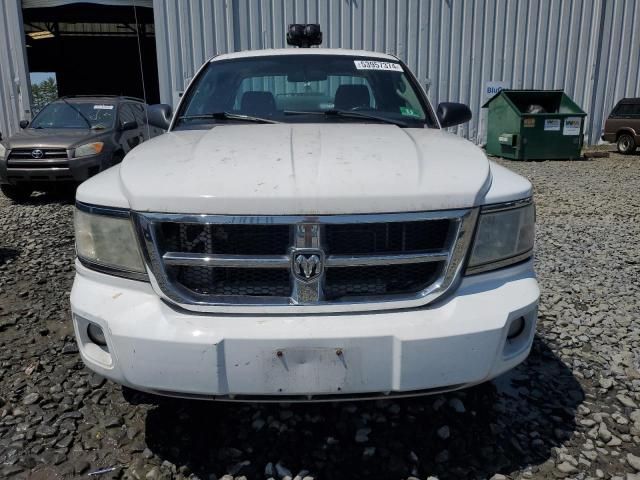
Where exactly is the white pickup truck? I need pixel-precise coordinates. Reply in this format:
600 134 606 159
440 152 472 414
71 41 539 401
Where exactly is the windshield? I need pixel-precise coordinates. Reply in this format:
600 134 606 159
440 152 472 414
30 101 116 129
176 54 434 127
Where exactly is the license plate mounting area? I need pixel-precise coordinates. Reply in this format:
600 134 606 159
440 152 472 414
224 343 361 395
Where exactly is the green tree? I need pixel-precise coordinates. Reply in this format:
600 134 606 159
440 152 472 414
31 77 58 114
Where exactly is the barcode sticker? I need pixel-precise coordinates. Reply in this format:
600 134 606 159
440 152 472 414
354 60 403 72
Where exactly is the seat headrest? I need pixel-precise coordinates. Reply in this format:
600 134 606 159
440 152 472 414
334 85 371 110
240 91 276 116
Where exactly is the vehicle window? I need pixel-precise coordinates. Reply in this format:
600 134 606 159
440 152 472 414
614 103 640 116
177 55 431 127
129 103 146 125
30 101 116 129
395 75 425 118
119 104 136 126
231 76 376 112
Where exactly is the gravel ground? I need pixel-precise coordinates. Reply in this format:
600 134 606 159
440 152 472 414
0 151 639 480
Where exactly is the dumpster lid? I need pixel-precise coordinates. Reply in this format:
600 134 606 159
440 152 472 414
482 89 564 108
482 89 586 116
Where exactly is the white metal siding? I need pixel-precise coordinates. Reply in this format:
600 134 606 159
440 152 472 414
589 0 640 143
0 0 31 139
152 0 640 145
152 0 235 107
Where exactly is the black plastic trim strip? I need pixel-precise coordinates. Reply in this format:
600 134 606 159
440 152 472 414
465 250 534 276
75 201 130 218
77 257 148 282
480 197 533 213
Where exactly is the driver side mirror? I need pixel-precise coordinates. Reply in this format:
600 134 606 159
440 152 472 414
120 120 138 132
148 104 172 130
437 102 472 128
19 120 29 129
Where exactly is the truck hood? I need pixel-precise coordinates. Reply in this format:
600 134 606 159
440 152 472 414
119 124 491 214
7 128 101 149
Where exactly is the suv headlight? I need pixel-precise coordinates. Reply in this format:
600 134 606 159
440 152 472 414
0 143 6 160
466 199 535 274
74 142 104 157
74 206 147 280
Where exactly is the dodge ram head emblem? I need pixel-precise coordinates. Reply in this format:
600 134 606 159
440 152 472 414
292 251 323 281
31 149 44 159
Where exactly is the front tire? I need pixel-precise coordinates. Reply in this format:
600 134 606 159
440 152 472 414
1 184 33 202
617 133 637 154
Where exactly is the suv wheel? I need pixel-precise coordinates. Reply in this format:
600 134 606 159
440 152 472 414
1 184 33 202
617 133 637 154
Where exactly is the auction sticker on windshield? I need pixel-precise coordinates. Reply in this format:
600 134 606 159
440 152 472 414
354 60 403 72
94 105 114 110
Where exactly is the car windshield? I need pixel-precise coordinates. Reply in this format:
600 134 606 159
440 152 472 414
176 54 434 128
30 101 116 129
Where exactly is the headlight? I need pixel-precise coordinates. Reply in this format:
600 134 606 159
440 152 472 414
74 208 147 279
74 142 104 157
466 199 535 274
0 143 6 160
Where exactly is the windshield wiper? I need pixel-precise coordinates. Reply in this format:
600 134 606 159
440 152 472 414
178 112 280 124
284 109 413 128
60 98 93 129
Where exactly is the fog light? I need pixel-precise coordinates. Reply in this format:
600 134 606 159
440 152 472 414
87 323 107 346
507 316 526 340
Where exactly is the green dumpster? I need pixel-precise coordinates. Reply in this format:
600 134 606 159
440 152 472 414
483 90 587 160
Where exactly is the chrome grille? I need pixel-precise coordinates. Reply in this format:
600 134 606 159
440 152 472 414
8 148 68 159
135 210 478 312
7 148 69 168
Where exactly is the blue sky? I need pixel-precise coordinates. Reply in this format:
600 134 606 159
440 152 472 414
30 72 56 85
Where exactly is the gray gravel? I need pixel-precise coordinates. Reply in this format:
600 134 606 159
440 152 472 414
0 150 639 479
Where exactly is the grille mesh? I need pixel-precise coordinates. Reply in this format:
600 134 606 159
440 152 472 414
160 224 290 254
171 266 290 297
325 220 449 254
323 263 440 299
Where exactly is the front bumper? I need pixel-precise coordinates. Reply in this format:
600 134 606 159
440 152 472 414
70 259 539 401
0 151 111 184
